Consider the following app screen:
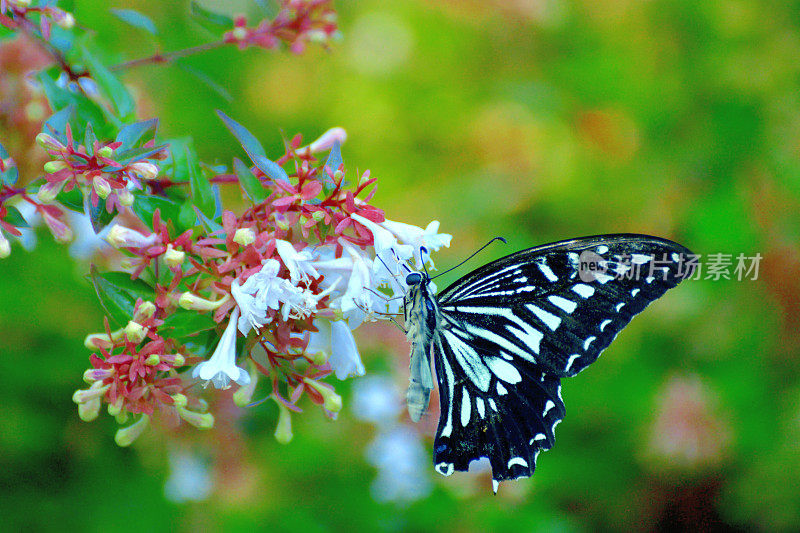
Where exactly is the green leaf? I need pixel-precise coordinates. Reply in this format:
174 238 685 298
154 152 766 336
160 308 217 339
2 205 28 228
42 106 74 144
84 123 97 156
190 1 233 33
89 266 154 327
116 119 158 151
131 195 182 231
216 110 267 159
187 147 215 217
87 196 114 234
0 141 18 186
178 200 198 232
105 144 167 170
56 185 85 213
79 44 135 120
111 8 158 35
234 157 268 202
252 155 289 183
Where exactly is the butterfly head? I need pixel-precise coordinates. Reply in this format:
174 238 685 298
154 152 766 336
405 272 424 286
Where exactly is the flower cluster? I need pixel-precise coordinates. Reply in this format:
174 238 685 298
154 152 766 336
36 126 165 213
224 0 339 54
73 125 451 445
73 299 212 446
0 0 75 39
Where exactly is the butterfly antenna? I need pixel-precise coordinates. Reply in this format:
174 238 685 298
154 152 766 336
420 246 430 278
431 237 507 280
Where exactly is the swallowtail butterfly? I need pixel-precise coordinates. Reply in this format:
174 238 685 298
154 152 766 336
402 234 695 492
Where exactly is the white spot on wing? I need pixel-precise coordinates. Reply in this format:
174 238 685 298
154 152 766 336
497 382 508 395
565 354 581 372
438 344 455 438
583 336 596 350
572 283 595 298
600 319 612 331
631 254 651 264
671 252 680 262
508 457 528 469
536 260 558 282
442 329 491 392
488 398 498 411
476 397 485 418
486 356 522 384
615 302 625 312
526 304 562 331
596 245 609 254
594 271 615 284
548 295 577 314
460 387 471 427
435 462 454 476
631 288 640 297
543 400 555 416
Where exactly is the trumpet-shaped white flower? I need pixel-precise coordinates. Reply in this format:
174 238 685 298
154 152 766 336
230 280 268 335
381 219 452 268
275 239 319 284
308 319 365 380
192 308 251 389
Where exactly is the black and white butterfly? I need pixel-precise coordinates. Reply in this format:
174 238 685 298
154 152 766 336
402 234 696 492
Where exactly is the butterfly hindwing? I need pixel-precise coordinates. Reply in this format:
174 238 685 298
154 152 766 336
429 234 695 485
431 332 565 483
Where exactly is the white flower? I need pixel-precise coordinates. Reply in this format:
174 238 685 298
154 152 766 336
381 219 452 268
352 375 403 426
275 239 319 284
366 426 432 503
341 243 375 327
230 280 268 335
308 319 365 380
351 213 412 258
192 308 251 389
164 448 212 503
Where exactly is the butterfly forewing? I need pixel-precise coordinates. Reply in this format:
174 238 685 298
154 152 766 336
426 234 695 487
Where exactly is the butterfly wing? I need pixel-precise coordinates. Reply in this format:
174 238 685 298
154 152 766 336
431 234 695 485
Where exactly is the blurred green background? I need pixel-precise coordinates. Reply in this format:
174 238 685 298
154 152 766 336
2 0 800 531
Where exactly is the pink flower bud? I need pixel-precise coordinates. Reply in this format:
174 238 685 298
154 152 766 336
36 133 65 151
55 11 75 29
164 244 185 268
124 321 147 343
273 399 293 444
128 162 159 180
178 292 228 311
304 378 343 413
44 160 69 173
78 396 101 421
171 394 188 408
176 407 214 429
117 188 134 206
93 176 112 199
115 415 150 447
133 301 156 322
42 211 73 243
106 224 159 249
233 228 256 247
37 181 65 203
303 127 347 154
97 145 114 158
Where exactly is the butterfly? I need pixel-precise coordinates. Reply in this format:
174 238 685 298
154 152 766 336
402 234 696 492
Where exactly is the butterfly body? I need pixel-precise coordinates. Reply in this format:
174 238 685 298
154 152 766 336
403 234 695 491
